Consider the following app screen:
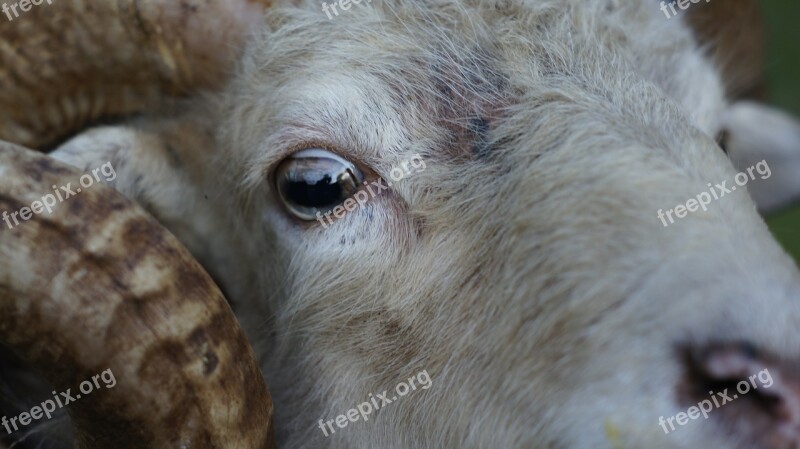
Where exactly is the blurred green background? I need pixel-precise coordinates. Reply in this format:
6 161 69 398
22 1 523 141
761 0 800 262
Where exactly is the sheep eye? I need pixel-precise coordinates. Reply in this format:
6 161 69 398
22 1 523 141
716 130 730 155
275 149 364 221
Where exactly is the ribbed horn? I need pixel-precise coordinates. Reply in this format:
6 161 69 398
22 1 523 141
0 0 268 149
0 141 274 449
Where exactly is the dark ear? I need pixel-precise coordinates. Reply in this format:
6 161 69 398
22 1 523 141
686 2 800 212
685 0 766 100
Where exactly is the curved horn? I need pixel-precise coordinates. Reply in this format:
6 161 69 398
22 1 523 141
0 142 274 449
0 0 267 149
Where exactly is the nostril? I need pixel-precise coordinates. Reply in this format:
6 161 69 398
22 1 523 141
679 343 800 448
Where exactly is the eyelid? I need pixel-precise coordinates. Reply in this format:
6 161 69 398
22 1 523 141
268 139 367 178
291 148 365 180
292 148 355 167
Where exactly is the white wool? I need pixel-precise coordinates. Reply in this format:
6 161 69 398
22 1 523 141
40 1 800 448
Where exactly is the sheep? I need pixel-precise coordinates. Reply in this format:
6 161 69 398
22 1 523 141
1 0 799 448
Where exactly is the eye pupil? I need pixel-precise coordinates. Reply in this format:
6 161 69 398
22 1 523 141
275 149 363 221
282 174 340 208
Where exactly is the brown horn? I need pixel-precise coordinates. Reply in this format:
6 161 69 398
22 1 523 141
0 142 274 449
685 0 767 100
0 0 268 150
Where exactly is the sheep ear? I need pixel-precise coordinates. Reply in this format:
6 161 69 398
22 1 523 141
723 101 800 213
685 0 766 99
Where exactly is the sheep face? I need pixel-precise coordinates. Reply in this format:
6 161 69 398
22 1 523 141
6 0 795 448
205 1 800 448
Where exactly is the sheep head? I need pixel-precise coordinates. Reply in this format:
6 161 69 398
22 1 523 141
2 1 800 449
